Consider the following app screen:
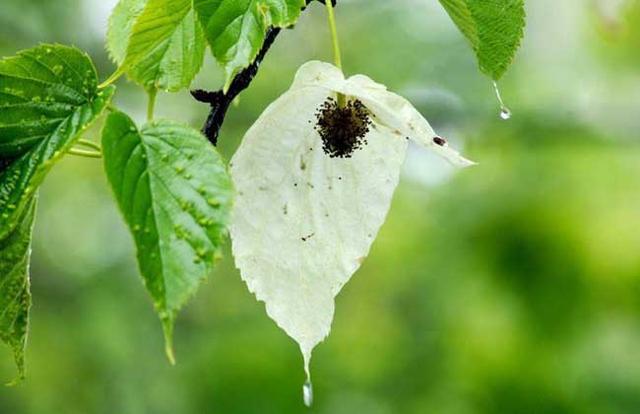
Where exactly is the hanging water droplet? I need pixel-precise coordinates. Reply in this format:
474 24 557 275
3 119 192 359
493 81 512 121
302 356 314 408
302 380 313 407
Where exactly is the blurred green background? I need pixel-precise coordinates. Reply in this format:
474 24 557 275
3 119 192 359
1 0 640 412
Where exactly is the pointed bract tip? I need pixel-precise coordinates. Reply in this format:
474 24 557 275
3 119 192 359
459 158 478 168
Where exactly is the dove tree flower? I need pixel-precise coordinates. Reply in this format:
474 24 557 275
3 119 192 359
229 60 474 396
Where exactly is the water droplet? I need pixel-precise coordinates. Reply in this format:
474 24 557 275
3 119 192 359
493 81 512 121
303 381 313 407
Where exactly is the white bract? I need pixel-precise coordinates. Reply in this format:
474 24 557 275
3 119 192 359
230 61 473 379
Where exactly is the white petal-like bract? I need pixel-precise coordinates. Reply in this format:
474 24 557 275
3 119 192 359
230 61 473 376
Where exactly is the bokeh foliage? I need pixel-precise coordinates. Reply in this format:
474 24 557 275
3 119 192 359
1 0 639 413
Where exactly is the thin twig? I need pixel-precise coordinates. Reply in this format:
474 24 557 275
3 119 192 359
191 0 336 146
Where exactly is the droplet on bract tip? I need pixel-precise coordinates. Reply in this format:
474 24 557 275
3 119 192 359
493 81 512 121
303 380 314 407
302 354 314 407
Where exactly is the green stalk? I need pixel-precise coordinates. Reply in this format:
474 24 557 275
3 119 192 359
76 139 102 152
325 1 346 107
98 68 124 89
68 148 102 159
147 87 158 122
325 0 342 70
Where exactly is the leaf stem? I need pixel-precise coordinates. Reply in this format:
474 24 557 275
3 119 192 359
162 317 176 366
99 68 124 89
324 0 346 107
325 0 342 71
68 148 102 159
147 87 158 122
76 139 102 152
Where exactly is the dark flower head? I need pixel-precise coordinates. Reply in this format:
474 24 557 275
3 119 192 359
315 97 372 158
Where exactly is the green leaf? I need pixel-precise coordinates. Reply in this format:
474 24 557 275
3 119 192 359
194 0 306 90
101 111 233 361
0 44 115 239
438 0 526 80
111 0 206 92
106 0 148 65
0 197 36 384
